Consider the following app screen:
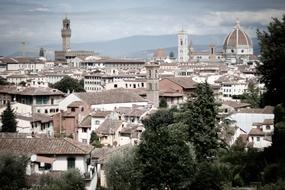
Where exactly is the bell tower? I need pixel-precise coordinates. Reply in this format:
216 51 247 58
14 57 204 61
61 17 71 51
145 62 160 108
177 29 189 63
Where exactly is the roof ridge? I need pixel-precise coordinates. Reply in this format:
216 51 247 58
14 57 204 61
63 138 90 153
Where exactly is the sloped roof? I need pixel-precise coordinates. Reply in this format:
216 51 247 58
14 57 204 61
263 119 274 125
222 101 250 109
248 128 264 136
16 113 52 123
9 87 64 96
68 101 84 108
74 88 147 105
163 77 197 89
79 115 91 128
96 119 123 135
0 137 93 155
91 111 111 118
238 106 274 114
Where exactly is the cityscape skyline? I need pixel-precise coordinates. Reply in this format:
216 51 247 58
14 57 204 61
0 0 284 56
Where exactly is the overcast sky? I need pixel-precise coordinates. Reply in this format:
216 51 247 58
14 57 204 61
0 0 284 45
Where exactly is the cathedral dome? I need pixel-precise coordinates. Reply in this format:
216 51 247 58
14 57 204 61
153 48 167 58
223 20 252 49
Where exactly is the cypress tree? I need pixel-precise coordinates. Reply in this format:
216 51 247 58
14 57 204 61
1 101 17 132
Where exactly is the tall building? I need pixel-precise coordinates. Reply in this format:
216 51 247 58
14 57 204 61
55 17 96 62
177 30 189 63
223 19 253 64
145 62 160 108
61 17 71 51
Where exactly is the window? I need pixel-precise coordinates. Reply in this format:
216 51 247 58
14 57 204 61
41 124 45 131
95 120 100 125
114 84 118 88
82 139 87 144
71 107 76 112
256 137 260 142
266 125 271 130
67 157 75 169
82 128 87 133
51 98 54 105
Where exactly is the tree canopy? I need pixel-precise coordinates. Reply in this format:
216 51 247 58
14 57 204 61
257 15 285 106
32 169 85 190
1 101 17 132
0 154 28 189
137 109 196 189
176 82 220 160
52 76 85 93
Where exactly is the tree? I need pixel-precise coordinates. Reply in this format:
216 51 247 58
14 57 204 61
52 76 85 93
1 101 17 132
257 15 285 106
136 109 196 189
176 82 220 160
159 97 168 108
0 154 28 190
241 82 261 108
33 169 85 190
90 131 102 148
105 146 139 190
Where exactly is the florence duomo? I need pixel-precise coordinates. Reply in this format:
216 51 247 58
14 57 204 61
0 0 284 189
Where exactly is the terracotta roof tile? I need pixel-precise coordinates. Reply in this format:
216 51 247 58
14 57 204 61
96 119 122 135
74 88 147 105
249 128 264 136
0 137 93 155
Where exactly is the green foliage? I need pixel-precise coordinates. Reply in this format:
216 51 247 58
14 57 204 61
189 161 232 190
90 131 103 148
257 15 285 106
270 104 285 161
263 163 285 184
258 180 285 190
1 101 17 132
105 146 139 190
0 154 28 190
137 109 196 189
176 82 220 160
241 82 262 108
159 97 168 108
52 76 85 93
274 103 285 124
32 169 85 190
231 136 246 152
220 149 265 186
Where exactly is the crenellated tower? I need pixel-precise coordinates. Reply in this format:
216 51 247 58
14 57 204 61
61 17 71 51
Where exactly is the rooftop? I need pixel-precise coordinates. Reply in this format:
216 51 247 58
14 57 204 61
0 137 93 155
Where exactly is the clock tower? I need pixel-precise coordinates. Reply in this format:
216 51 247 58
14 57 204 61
61 17 71 51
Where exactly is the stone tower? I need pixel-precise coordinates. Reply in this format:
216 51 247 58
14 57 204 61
145 62 160 108
177 29 189 63
61 17 71 51
209 44 216 63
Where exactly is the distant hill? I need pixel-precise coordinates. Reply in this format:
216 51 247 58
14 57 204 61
2 34 259 59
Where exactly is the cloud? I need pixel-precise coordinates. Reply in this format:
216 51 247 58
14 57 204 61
29 7 50 12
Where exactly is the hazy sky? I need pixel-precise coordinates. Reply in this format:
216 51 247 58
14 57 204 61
0 0 284 45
